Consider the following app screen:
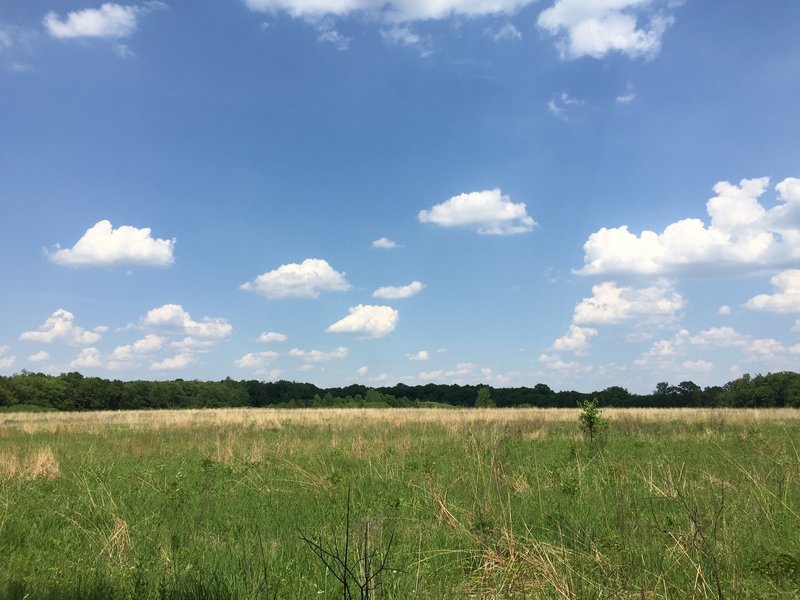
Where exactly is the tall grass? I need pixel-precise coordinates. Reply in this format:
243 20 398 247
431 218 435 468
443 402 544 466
0 408 798 598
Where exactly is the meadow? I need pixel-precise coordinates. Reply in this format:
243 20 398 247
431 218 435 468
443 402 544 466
1 407 799 598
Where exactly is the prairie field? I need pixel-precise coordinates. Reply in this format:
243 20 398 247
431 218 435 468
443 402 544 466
1 407 799 598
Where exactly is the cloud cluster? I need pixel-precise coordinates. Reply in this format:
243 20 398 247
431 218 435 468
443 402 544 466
241 258 350 299
552 324 597 355
0 346 15 370
745 270 800 313
372 281 424 300
235 351 279 369
372 237 399 249
19 309 106 346
537 0 675 59
326 305 399 338
49 220 175 267
419 189 536 235
141 304 232 339
289 347 349 361
258 331 288 343
243 0 533 23
44 2 165 39
578 177 800 276
407 350 429 361
573 280 685 325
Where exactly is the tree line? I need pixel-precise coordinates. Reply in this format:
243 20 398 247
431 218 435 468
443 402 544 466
1 370 799 412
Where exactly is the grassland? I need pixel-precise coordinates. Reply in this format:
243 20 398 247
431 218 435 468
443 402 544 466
1 407 799 598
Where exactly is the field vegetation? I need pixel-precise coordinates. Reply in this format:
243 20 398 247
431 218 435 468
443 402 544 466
1 407 799 598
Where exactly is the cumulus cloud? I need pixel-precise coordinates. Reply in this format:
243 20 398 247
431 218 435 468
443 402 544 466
71 347 103 369
552 324 597 355
537 0 676 60
718 305 731 316
107 334 164 368
151 353 193 371
372 281 424 300
573 280 685 325
689 326 750 348
578 177 800 276
407 350 429 361
326 305 399 338
372 237 399 249
418 189 535 235
169 337 217 352
241 258 350 299
19 309 105 346
682 360 713 372
44 2 165 39
141 304 232 339
356 366 369 376
289 347 349 361
28 351 50 363
0 346 15 370
258 331 288 343
49 220 175 267
235 351 279 369
243 0 534 23
537 353 589 373
744 270 800 313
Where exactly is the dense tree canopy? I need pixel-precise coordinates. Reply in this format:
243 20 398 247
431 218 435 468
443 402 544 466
0 371 798 412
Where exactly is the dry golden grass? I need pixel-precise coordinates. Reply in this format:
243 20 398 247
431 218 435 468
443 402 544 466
2 406 799 435
0 445 61 480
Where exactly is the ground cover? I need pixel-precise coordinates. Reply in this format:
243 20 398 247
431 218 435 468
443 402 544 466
1 408 799 598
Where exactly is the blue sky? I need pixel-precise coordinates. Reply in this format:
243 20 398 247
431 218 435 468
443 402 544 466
1 0 799 393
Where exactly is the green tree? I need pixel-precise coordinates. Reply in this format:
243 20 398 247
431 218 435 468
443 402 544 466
475 387 495 408
578 398 608 443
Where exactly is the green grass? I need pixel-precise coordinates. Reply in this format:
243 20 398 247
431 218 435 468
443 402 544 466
1 410 799 598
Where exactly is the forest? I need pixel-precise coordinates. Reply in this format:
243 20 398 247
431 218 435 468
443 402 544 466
1 370 799 411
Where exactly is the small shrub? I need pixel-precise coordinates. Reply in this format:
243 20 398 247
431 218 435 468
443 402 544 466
578 398 608 443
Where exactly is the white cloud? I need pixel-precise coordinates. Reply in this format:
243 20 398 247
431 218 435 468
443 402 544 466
744 269 800 313
241 258 350 299
794 320 800 334
318 27 351 50
681 360 713 372
326 304 399 338
169 337 217 352
289 346 349 361
43 2 165 39
537 0 675 60
616 92 635 104
418 188 536 235
372 281 424 300
718 305 731 316
380 25 431 56
547 91 582 119
372 237 399 249
356 366 369 376
572 280 685 325
28 351 50 363
578 177 800 276
108 334 164 368
743 338 800 360
689 326 750 348
49 220 175 267
19 309 104 346
0 346 15 370
71 347 103 369
150 353 193 371
235 351 279 369
243 0 534 23
141 304 232 339
258 331 288 343
407 350 429 361
552 324 597 355
488 23 522 42
537 353 588 372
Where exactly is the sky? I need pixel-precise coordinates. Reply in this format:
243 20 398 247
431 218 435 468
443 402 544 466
1 0 799 393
